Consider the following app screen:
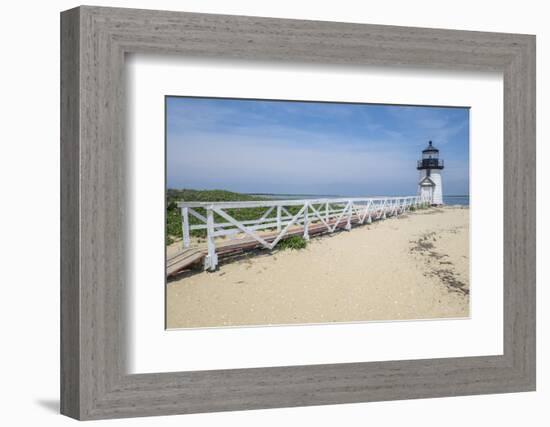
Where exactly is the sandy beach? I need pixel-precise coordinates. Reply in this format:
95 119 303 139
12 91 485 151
166 206 469 329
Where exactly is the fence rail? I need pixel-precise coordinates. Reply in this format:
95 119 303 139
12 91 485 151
177 195 430 271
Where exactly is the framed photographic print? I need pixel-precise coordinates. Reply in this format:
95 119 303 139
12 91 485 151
164 98 470 329
61 6 536 420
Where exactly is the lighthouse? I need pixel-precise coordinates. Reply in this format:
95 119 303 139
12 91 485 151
417 141 444 205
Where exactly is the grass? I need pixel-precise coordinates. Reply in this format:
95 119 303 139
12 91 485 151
166 189 306 246
277 235 308 251
166 188 421 246
409 203 430 212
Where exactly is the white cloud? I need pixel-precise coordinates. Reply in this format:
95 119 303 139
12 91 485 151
167 129 418 195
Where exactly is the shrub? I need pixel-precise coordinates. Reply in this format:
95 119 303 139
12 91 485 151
277 235 307 251
165 189 275 243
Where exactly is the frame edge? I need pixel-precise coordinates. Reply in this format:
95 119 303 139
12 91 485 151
60 6 82 420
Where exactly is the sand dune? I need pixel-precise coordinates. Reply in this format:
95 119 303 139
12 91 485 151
166 206 469 329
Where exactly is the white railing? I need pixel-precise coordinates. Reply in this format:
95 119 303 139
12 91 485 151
178 195 430 271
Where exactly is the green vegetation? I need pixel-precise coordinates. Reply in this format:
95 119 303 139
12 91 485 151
166 189 275 245
166 188 342 247
277 235 308 251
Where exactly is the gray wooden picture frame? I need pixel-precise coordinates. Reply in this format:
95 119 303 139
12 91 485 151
60 5 536 420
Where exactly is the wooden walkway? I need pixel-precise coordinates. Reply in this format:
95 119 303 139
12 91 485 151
166 204 416 277
166 247 205 276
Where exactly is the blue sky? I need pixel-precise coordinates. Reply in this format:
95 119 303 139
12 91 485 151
166 97 469 196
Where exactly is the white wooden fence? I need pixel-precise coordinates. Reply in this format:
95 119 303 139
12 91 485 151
178 195 429 271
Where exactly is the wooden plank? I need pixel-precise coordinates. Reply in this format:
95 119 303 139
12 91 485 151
166 248 206 276
166 248 201 267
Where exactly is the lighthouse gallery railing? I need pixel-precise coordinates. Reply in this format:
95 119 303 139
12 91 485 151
177 195 430 271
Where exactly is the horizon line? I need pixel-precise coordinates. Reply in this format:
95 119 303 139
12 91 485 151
167 189 469 197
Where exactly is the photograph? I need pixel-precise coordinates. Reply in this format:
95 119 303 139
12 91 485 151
165 96 470 329
53 4 537 421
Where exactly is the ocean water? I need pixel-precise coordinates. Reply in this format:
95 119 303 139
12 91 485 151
249 193 340 200
443 195 470 206
248 193 470 207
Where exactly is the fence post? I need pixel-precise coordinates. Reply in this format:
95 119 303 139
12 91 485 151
276 205 282 232
181 206 190 248
367 201 372 223
325 202 329 223
204 206 218 271
303 201 309 240
346 201 352 230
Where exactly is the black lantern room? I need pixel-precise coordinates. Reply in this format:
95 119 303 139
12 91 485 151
417 141 444 170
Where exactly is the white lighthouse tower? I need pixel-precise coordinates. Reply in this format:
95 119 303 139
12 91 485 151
417 141 444 205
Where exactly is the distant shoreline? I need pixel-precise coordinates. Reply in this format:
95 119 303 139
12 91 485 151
244 192 342 198
244 192 470 197
243 192 469 206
